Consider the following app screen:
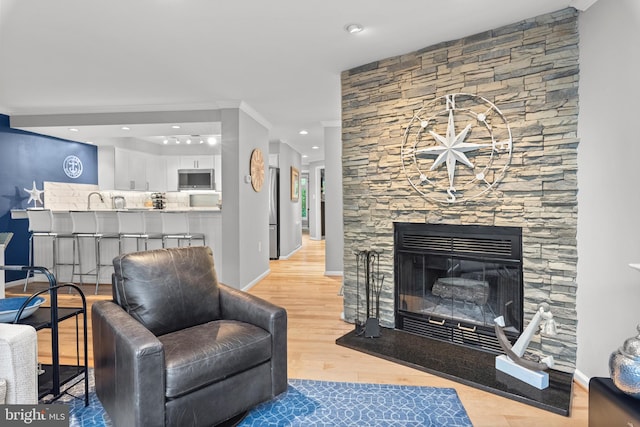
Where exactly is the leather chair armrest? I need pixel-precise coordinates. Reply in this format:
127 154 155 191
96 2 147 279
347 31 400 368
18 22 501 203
92 300 165 427
219 284 288 395
219 283 285 332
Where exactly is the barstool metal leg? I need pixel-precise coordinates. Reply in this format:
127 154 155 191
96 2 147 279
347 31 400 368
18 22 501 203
51 235 58 284
137 237 148 252
72 235 84 286
94 236 101 295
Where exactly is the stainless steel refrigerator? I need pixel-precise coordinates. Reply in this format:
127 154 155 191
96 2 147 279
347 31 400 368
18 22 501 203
269 167 280 259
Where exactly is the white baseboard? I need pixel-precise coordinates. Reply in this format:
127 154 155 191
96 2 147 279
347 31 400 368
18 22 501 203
573 368 590 390
279 244 302 260
324 271 343 276
241 268 271 292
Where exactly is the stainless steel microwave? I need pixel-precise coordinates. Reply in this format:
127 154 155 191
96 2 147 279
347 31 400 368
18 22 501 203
178 169 215 190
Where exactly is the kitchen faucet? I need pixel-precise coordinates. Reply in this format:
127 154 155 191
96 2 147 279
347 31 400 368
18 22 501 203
87 191 104 210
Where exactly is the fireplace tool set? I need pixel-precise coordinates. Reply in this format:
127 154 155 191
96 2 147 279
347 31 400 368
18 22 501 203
355 249 384 338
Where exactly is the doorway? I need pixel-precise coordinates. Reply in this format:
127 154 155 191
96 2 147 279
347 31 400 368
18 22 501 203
301 172 309 230
320 168 325 238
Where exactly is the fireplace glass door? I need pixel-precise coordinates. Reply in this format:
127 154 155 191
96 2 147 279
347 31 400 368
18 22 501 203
395 223 523 351
397 254 521 331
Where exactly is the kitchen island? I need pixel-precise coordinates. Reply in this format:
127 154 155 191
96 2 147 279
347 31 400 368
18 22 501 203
12 209 222 285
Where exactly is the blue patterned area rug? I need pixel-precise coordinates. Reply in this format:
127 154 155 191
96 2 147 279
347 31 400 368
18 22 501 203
239 380 473 427
59 372 473 426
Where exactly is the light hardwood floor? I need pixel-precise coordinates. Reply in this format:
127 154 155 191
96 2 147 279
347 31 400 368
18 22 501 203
9 234 588 426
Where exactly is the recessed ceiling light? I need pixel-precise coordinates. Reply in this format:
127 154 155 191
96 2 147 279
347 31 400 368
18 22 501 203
69 128 79 132
175 138 181 144
299 130 308 135
199 139 204 144
207 137 217 145
163 139 168 145
186 138 192 144
345 23 363 34
302 155 308 158
121 126 130 131
172 125 181 129
312 146 320 150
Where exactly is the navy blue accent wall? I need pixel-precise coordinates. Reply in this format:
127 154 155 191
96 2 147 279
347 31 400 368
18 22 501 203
0 114 98 281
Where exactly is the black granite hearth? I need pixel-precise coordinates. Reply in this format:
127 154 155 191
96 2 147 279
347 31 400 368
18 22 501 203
336 327 573 416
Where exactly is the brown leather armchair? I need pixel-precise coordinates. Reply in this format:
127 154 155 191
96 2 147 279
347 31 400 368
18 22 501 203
91 246 287 427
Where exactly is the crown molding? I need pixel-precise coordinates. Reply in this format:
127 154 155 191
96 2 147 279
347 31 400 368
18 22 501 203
7 102 224 116
570 0 599 11
321 120 341 128
216 100 272 130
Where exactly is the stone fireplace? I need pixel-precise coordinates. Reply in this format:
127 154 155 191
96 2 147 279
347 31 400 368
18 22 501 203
341 7 579 372
394 222 523 353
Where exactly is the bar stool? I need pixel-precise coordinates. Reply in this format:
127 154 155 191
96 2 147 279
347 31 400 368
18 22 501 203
69 211 117 294
139 210 165 250
23 209 74 291
117 211 148 254
160 211 206 248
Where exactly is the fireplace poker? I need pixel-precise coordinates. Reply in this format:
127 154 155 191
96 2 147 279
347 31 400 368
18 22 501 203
364 250 381 338
374 273 384 319
354 249 382 337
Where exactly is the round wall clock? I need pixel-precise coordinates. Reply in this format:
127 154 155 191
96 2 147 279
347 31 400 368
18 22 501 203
250 148 265 192
401 93 512 204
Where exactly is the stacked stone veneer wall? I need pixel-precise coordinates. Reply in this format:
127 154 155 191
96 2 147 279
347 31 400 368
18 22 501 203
341 8 579 370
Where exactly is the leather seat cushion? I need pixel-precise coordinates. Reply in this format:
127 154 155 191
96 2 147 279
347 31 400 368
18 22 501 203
159 320 272 398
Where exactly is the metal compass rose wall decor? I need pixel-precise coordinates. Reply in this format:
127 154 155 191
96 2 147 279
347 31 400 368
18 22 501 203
401 93 512 204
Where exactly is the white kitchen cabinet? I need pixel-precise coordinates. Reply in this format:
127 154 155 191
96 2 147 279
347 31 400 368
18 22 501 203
180 155 214 170
130 151 147 190
112 148 167 191
165 156 180 192
115 148 145 190
98 146 116 191
146 156 166 191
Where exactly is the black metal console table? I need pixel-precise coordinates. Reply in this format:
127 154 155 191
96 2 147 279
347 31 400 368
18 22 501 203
1 265 89 406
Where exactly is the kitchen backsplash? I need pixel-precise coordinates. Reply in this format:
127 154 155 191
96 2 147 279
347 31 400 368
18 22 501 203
43 182 192 210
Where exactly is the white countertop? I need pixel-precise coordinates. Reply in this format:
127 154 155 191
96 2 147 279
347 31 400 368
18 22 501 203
11 208 221 219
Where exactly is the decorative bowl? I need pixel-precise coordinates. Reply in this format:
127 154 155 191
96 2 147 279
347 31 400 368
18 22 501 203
609 324 640 399
0 296 46 323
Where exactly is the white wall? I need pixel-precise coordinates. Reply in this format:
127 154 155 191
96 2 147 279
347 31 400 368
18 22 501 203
238 110 270 286
308 160 324 241
324 125 343 275
220 108 270 289
577 0 640 380
277 143 302 258
267 141 303 258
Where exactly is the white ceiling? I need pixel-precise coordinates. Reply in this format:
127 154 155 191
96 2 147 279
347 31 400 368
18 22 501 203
0 0 590 165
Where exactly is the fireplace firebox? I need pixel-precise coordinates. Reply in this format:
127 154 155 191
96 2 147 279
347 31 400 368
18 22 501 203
394 223 523 353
